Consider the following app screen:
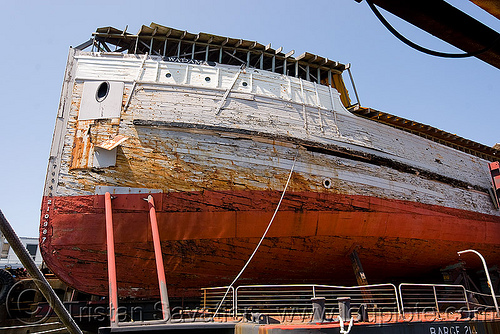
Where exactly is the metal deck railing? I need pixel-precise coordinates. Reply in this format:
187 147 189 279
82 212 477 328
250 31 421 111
202 283 399 319
201 286 236 317
399 283 469 315
201 282 500 322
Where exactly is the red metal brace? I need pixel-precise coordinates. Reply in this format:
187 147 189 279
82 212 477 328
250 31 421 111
104 192 119 326
147 195 171 321
105 193 171 325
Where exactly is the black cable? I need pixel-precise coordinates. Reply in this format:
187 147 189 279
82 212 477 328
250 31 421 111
366 0 500 58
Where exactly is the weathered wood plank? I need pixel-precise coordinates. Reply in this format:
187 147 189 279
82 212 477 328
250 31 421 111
49 53 498 219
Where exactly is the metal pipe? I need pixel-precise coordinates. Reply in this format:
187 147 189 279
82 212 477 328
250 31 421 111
105 192 119 326
346 65 361 106
148 195 171 321
232 287 236 318
458 249 500 316
203 289 207 310
234 286 239 317
0 210 83 334
432 285 440 316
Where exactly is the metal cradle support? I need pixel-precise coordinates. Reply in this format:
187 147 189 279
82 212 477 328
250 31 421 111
349 249 375 305
349 249 369 286
104 192 119 326
147 195 171 321
104 192 171 327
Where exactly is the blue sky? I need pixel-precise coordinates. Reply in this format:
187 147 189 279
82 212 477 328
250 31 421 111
0 0 499 237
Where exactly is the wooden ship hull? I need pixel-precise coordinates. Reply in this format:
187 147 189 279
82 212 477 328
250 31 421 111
40 24 500 298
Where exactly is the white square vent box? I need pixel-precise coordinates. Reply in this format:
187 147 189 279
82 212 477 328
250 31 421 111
79 81 124 120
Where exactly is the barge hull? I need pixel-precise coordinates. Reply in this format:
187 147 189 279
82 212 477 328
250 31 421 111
41 191 500 297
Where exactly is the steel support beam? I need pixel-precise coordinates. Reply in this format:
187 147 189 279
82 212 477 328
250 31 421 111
364 0 500 69
470 0 500 21
0 210 83 334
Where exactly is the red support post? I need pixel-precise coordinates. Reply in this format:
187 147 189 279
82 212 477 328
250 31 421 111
105 192 119 326
148 195 171 321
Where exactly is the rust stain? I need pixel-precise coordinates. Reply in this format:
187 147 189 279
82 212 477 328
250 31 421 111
70 120 93 169
70 118 121 170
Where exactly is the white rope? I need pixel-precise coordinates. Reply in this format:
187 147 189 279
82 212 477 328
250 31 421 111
212 151 299 319
338 316 354 334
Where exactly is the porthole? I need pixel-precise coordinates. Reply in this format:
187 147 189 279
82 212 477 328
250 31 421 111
242 82 248 87
323 178 332 189
165 73 172 78
96 81 110 102
205 77 211 82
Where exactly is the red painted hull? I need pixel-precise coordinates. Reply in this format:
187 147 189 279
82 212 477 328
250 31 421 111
40 190 500 298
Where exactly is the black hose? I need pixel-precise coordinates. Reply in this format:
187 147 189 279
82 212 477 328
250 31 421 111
366 0 500 58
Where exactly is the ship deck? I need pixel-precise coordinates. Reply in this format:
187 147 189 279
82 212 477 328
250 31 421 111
98 319 500 334
97 282 500 334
